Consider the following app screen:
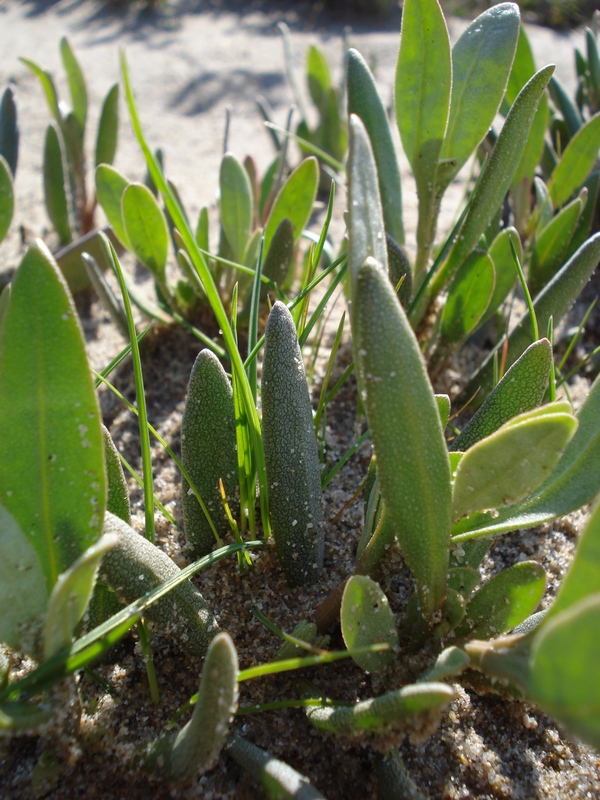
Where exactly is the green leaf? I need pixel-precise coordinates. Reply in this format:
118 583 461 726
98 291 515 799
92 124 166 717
306 682 455 734
262 302 324 586
432 65 554 300
0 241 106 593
435 394 451 430
122 182 169 280
262 217 294 294
528 594 600 749
548 75 582 137
439 2 520 185
354 259 451 618
0 155 14 246
0 701 53 732
528 195 584 298
43 124 72 246
0 505 47 652
451 338 552 452
464 232 600 406
548 113 600 208
347 115 389 304
452 373 600 541
20 58 61 125
347 48 403 245
341 576 399 672
43 532 117 660
0 87 19 176
147 632 238 779
102 424 130 524
306 45 331 109
220 153 253 263
456 561 546 640
477 227 521 327
181 350 239 558
395 0 451 277
95 164 130 248
440 250 495 344
59 37 87 139
264 157 318 253
545 497 600 622
95 84 119 168
451 406 577 522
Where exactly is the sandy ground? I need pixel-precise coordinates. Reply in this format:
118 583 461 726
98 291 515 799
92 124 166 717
1 2 599 799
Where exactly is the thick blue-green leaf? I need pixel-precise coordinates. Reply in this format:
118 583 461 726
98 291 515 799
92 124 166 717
95 84 119 168
477 227 521 327
0 505 47 652
122 182 169 280
548 113 600 208
341 575 399 672
0 155 14 246
264 157 318 253
440 250 495 344
439 3 520 185
528 195 584 298
347 48 404 245
95 164 130 248
456 561 546 639
0 242 106 594
43 124 72 246
220 153 253 263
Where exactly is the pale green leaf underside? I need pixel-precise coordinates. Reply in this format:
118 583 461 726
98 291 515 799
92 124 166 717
341 575 398 672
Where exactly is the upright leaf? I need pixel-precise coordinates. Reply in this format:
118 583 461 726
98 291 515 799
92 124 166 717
0 87 19 176
440 250 495 345
347 48 404 245
95 164 130 248
0 241 106 593
439 3 520 186
219 153 253 263
477 227 521 327
528 195 584 298
122 183 169 282
59 37 87 139
306 45 331 109
395 0 451 278
547 113 600 208
264 157 318 253
341 575 399 672
95 84 119 168
0 156 14 246
43 124 72 245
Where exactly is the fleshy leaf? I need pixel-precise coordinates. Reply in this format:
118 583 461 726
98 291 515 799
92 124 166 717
0 155 14 245
263 157 318 253
0 87 19 176
341 575 399 672
548 113 600 208
220 153 253 263
452 406 577 522
59 37 87 138
43 532 117 660
95 84 119 168
477 227 521 328
456 561 546 639
0 242 106 593
95 164 130 248
0 505 47 652
122 183 169 281
440 250 495 344
528 195 584 298
43 124 72 245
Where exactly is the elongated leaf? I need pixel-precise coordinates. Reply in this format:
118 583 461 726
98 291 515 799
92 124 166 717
477 227 521 327
264 157 318 253
545 497 600 622
452 339 552 452
439 3 520 185
227 735 326 800
95 164 130 247
452 373 600 541
122 182 169 280
0 156 14 245
43 532 117 659
103 424 131 524
355 259 451 618
43 124 72 245
432 65 554 301
528 195 584 298
347 48 403 245
95 84 119 168
147 632 238 779
395 0 451 277
347 115 389 302
306 683 454 734
0 87 19 176
60 37 87 138
440 250 495 344
566 171 600 258
341 575 399 672
307 45 331 109
0 701 53 732
529 594 600 749
20 58 61 125
456 561 546 639
261 217 293 295
0 505 47 652
220 153 253 263
549 75 582 137
548 113 600 207
452 409 577 522
0 242 106 593
262 302 324 586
